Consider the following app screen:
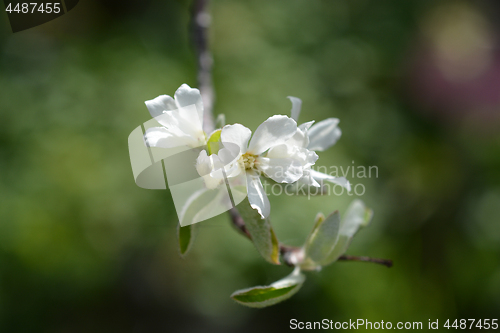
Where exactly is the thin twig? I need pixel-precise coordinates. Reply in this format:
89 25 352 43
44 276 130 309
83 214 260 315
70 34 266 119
190 0 392 270
337 255 393 268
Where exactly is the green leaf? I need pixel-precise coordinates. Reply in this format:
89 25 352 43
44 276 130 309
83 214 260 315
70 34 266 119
320 199 373 266
207 129 221 155
231 268 305 308
177 223 198 257
236 198 280 265
301 211 340 270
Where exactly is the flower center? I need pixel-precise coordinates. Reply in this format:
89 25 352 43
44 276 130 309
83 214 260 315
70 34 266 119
240 152 258 171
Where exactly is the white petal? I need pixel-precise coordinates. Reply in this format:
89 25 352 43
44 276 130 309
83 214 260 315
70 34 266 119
221 124 252 154
267 144 318 167
226 162 244 178
173 107 205 140
153 109 184 130
310 169 351 191
246 172 271 219
144 127 194 148
247 115 297 155
299 169 321 187
307 118 341 151
258 157 303 183
218 145 240 165
174 84 204 125
265 143 294 159
154 108 205 146
287 128 308 148
287 96 302 121
210 154 224 171
217 144 243 177
196 151 227 189
298 120 314 132
196 150 211 176
284 121 315 149
266 145 318 181
145 95 176 118
301 149 319 168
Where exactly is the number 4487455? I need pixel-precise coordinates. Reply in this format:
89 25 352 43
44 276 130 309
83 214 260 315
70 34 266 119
444 319 498 330
5 2 61 14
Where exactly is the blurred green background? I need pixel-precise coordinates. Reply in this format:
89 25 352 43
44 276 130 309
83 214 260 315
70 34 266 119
1 0 499 332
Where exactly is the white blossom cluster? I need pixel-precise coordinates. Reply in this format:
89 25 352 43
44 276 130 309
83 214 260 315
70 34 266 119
144 84 349 219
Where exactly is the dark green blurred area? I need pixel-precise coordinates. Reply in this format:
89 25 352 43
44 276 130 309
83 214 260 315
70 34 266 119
1 0 499 332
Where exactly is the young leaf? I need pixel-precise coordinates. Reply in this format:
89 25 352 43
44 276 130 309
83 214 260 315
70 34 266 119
320 199 374 266
301 211 341 269
207 129 222 155
236 198 280 265
177 223 198 257
231 268 305 308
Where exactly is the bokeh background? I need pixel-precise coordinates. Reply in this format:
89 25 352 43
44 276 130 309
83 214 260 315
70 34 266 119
1 0 499 332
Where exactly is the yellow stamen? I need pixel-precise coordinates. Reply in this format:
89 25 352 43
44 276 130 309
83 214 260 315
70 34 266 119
240 152 258 171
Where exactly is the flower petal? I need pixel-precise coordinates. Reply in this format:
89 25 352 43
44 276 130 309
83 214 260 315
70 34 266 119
310 169 351 191
287 96 302 122
301 149 319 168
265 143 294 159
258 157 303 183
298 120 314 132
195 150 209 173
145 95 176 118
246 172 271 218
307 118 341 151
218 143 241 165
221 124 252 154
299 169 321 187
144 127 194 148
174 84 204 125
247 115 297 155
173 107 205 141
153 108 205 147
266 144 318 169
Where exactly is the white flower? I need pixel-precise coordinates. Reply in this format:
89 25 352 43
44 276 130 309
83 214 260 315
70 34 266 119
144 84 207 148
220 115 316 218
287 96 351 191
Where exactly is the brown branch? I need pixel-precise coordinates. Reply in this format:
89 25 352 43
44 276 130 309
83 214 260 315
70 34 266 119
228 207 252 239
192 0 215 133
190 0 392 270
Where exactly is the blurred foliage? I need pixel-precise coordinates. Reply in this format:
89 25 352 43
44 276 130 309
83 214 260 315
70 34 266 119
1 0 499 332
